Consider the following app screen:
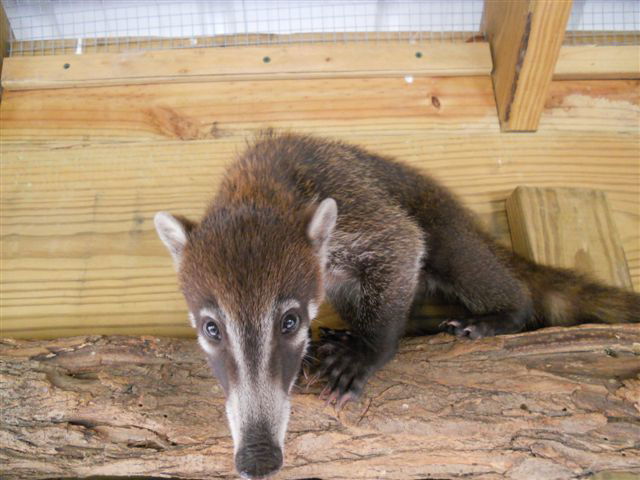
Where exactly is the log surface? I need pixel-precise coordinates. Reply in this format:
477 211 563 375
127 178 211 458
1 325 639 479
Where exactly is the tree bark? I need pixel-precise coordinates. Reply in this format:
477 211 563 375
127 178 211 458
1 325 639 480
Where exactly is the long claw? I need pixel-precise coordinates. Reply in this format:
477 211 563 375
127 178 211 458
325 389 339 407
319 385 331 400
336 392 355 412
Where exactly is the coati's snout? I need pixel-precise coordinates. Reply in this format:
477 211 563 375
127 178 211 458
235 422 283 479
154 198 337 478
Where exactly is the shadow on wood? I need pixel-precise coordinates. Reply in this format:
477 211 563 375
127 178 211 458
1 324 639 479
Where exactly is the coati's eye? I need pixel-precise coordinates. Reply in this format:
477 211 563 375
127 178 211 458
204 320 221 341
281 311 300 335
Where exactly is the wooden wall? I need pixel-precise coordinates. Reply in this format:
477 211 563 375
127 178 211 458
1 70 638 338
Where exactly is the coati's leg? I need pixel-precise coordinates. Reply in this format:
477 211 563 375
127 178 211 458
318 221 425 406
425 226 534 339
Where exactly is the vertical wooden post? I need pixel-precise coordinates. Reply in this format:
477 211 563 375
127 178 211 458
483 0 573 131
0 2 14 97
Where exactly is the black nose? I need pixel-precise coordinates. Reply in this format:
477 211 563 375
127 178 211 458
235 440 283 479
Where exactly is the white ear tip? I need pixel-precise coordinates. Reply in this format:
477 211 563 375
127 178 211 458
318 198 337 221
154 211 172 228
323 198 337 212
308 197 338 245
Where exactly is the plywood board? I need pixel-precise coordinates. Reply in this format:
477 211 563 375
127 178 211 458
506 186 633 289
1 76 638 339
2 130 638 338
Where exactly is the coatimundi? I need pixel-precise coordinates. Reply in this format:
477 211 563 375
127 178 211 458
154 131 639 479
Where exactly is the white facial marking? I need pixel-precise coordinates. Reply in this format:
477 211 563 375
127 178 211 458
280 299 300 314
220 298 299 457
197 335 216 356
196 307 222 356
308 301 319 320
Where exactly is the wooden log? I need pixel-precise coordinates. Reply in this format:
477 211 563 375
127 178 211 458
506 187 634 290
483 0 573 131
1 325 639 479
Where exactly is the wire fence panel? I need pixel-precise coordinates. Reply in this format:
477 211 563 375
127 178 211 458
565 0 640 45
2 0 484 55
2 0 638 56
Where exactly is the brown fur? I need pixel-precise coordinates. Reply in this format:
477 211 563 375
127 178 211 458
181 129 638 349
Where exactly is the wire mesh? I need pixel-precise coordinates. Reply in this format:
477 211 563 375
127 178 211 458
2 0 639 57
565 0 640 45
2 0 485 56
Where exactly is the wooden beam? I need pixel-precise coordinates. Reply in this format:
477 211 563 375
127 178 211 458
554 45 640 80
506 187 633 290
2 327 639 479
0 1 13 84
0 41 492 91
483 0 573 131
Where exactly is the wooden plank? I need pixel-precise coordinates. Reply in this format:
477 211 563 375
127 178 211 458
0 76 500 146
0 41 492 91
506 187 633 289
2 77 638 148
1 76 637 338
483 0 573 131
554 45 640 80
1 130 638 339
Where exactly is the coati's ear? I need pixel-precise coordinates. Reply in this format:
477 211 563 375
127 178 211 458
306 198 337 254
154 212 195 268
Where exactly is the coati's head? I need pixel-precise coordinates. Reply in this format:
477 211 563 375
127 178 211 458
154 198 337 479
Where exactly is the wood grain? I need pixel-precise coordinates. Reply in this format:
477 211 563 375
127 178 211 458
1 77 638 147
506 187 633 289
555 45 640 80
1 131 638 338
0 77 638 339
0 42 491 91
0 76 500 146
484 0 573 131
1 326 639 479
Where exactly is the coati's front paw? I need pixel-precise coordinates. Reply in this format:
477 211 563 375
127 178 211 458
314 328 373 410
439 318 498 339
